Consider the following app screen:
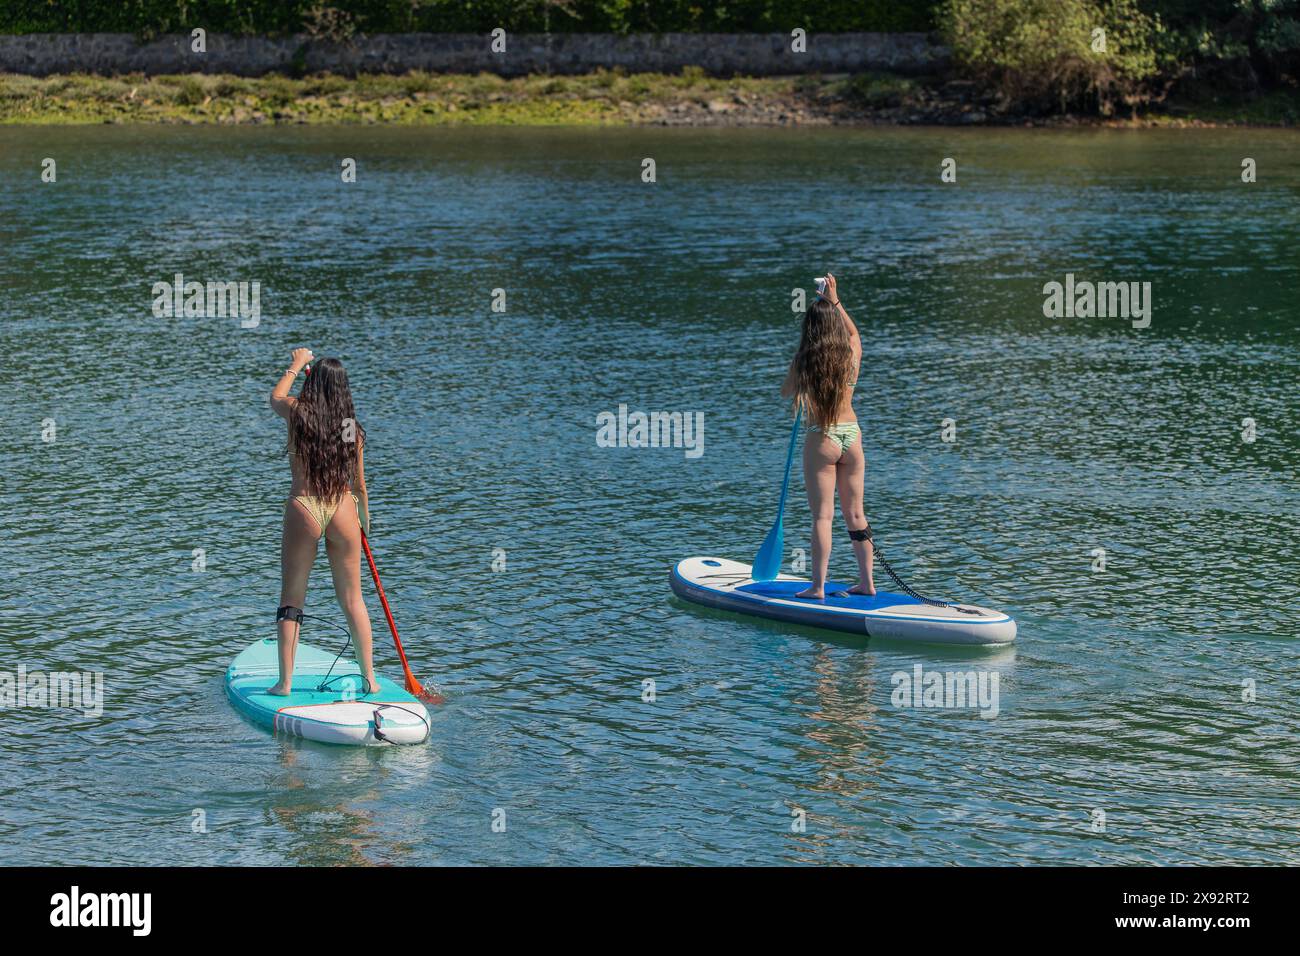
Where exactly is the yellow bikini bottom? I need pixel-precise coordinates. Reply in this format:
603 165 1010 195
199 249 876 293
290 493 358 535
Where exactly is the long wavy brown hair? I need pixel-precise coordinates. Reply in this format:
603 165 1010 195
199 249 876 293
288 357 365 499
781 298 856 430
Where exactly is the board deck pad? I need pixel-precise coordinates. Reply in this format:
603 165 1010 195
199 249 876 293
670 556 1016 645
225 638 430 745
736 579 927 609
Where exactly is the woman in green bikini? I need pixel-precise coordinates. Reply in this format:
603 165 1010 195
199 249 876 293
267 348 377 696
781 273 875 599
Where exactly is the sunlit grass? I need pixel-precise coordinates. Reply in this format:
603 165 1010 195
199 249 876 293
0 69 813 125
0 69 1291 126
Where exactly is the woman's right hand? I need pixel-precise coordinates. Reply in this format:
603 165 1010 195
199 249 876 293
822 272 839 304
290 347 314 371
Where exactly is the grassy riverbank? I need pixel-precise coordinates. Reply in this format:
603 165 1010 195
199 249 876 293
0 70 909 126
1 70 1294 127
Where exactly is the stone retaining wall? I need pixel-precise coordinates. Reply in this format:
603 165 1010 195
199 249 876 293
0 32 949 77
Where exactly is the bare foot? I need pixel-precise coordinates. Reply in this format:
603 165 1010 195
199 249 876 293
847 583 876 596
266 681 292 696
362 675 381 694
794 587 824 600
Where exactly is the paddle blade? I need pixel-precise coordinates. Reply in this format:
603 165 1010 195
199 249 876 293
752 518 784 582
360 529 444 707
409 677 445 707
393 665 443 706
753 408 802 583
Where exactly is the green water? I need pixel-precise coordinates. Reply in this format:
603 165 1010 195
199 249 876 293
1 125 1297 865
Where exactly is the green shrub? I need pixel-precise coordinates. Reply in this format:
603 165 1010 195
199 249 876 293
678 65 706 88
174 75 207 104
844 71 916 107
939 0 1163 114
213 77 249 96
259 75 300 106
399 71 437 96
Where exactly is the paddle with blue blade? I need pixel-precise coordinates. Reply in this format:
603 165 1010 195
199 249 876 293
752 406 802 581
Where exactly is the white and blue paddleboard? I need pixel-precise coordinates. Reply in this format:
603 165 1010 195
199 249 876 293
225 638 431 746
670 557 1016 646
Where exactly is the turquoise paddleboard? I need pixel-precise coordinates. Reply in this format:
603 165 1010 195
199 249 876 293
225 638 430 745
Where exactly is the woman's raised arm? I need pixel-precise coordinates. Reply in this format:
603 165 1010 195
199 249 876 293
270 348 314 419
823 273 860 366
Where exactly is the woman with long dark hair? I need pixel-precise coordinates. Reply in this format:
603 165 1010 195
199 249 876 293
780 273 875 599
267 348 376 695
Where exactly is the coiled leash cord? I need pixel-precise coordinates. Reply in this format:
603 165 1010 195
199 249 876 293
277 605 361 691
840 526 985 617
273 605 432 740
870 544 985 616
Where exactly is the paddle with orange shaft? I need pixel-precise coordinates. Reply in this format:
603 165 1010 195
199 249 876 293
359 528 443 705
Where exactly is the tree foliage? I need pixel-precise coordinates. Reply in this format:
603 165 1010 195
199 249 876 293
940 0 1166 114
